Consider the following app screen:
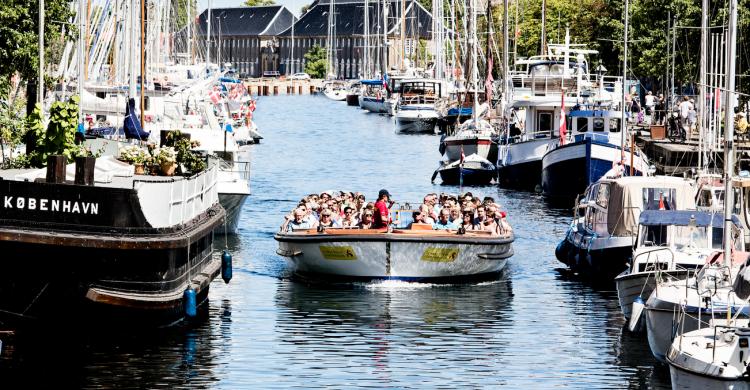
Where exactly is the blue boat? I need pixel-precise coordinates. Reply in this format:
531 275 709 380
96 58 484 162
541 109 650 201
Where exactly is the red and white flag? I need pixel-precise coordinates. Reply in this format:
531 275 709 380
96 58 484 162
559 94 567 145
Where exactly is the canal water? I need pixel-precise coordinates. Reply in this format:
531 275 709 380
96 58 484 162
2 95 670 388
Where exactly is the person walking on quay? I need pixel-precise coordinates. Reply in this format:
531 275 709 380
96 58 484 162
645 91 655 124
655 93 665 124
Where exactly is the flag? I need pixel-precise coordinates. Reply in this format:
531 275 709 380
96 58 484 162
485 51 494 102
559 94 567 145
658 193 665 210
382 73 390 93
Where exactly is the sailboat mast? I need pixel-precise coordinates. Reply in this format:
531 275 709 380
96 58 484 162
383 0 388 74
470 0 478 121
79 0 86 124
502 0 509 112
206 0 211 70
620 0 629 149
364 0 369 78
140 0 146 126
187 0 193 64
540 0 546 55
722 0 738 265
400 0 405 71
698 0 707 169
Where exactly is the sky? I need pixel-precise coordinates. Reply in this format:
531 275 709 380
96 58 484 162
197 0 309 16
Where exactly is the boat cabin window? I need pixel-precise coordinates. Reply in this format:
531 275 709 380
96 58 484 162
609 118 621 132
643 188 676 210
697 189 713 209
643 225 667 246
671 226 710 250
538 112 553 136
593 118 605 132
530 63 565 76
576 117 588 132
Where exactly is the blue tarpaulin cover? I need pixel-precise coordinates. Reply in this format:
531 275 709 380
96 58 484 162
639 210 741 228
123 98 150 140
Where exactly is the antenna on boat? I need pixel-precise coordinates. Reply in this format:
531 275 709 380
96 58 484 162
722 0 738 269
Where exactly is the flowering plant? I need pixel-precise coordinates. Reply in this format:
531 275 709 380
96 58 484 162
118 145 148 164
153 146 177 166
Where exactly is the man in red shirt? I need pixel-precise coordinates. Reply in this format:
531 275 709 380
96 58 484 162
373 189 393 229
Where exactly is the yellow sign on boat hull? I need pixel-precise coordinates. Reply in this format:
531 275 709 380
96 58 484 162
421 247 459 262
319 245 358 260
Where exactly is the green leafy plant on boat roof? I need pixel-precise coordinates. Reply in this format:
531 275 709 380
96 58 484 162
162 130 206 175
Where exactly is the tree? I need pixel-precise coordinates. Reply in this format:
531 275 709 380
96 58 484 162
304 45 328 78
244 0 276 6
0 0 73 113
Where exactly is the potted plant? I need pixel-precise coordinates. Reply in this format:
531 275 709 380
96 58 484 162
154 146 177 176
118 145 148 174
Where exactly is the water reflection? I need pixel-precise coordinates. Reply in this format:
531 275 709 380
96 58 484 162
273 278 514 387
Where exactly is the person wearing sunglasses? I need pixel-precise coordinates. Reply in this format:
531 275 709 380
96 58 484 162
341 206 359 227
358 211 374 229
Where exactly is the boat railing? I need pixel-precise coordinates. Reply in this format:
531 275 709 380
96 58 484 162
633 247 674 273
220 159 251 181
504 130 553 144
132 158 219 228
399 95 439 106
511 74 579 96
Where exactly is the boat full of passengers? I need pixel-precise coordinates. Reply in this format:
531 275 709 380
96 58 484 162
274 190 515 282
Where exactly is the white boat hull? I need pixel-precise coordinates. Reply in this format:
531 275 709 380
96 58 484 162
669 362 750 390
275 232 514 281
324 89 347 101
444 136 494 161
359 96 389 113
395 109 439 134
218 193 249 233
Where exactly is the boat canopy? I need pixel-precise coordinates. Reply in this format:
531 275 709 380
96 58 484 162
598 176 696 236
638 210 741 228
361 79 383 86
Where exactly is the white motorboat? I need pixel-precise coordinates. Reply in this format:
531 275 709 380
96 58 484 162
555 176 696 279
615 210 731 332
323 81 348 101
667 318 750 389
358 79 389 114
276 227 513 281
442 118 497 162
394 79 445 134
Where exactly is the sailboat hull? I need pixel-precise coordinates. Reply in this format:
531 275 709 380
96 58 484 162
438 166 496 185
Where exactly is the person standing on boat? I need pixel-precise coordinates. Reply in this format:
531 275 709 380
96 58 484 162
645 91 656 124
655 93 666 124
678 96 692 134
373 189 393 229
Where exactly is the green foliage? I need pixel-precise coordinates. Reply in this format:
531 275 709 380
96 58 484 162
163 130 207 175
174 0 197 30
12 96 82 168
0 1 73 93
304 45 328 79
244 0 276 6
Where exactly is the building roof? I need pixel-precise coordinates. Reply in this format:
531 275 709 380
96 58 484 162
196 6 297 37
277 0 432 38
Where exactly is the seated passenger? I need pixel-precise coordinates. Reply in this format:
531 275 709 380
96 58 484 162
318 211 341 228
418 204 436 224
341 206 359 227
460 208 479 231
408 211 431 228
358 211 375 229
473 206 487 225
449 207 462 223
433 209 459 230
281 207 319 232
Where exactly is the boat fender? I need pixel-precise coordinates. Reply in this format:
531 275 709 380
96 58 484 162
221 250 233 284
184 288 197 318
628 296 645 332
457 227 466 235
555 239 569 262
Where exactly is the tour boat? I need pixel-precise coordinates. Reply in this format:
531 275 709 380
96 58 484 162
434 153 496 185
615 210 731 332
275 221 514 282
0 156 228 326
555 176 696 279
394 79 445 134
